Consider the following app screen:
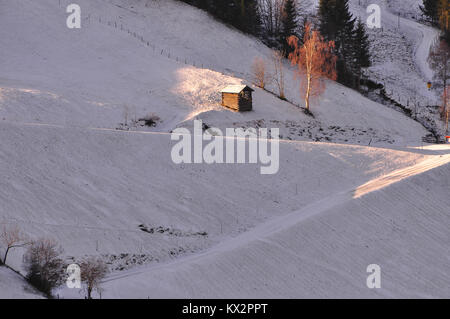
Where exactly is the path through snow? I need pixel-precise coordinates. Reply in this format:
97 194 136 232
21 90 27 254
379 0 439 82
102 148 450 284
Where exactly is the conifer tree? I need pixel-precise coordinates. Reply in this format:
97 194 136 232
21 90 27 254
297 16 309 45
318 0 334 40
179 0 261 36
318 0 356 87
421 0 439 23
234 0 261 35
353 19 371 89
280 0 299 55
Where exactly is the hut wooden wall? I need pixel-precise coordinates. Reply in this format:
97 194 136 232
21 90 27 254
222 93 239 110
238 96 252 111
222 93 252 112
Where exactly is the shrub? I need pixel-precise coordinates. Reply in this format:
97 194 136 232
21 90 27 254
23 238 64 297
80 256 108 299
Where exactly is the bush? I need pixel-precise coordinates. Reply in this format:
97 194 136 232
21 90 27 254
251 57 271 89
80 256 108 299
23 238 64 297
139 113 160 127
0 225 28 265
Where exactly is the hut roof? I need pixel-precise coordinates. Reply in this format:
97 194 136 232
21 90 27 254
220 85 254 94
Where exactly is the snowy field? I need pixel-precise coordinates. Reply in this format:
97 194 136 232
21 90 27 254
0 0 449 298
0 266 43 299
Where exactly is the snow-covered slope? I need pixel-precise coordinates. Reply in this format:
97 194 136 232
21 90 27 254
349 0 446 138
349 0 439 103
99 154 450 298
304 0 439 105
0 266 44 299
0 0 430 146
303 0 444 138
0 121 427 272
0 0 449 299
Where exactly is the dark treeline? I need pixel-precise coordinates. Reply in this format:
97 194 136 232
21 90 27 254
319 0 371 89
177 0 261 35
421 0 449 43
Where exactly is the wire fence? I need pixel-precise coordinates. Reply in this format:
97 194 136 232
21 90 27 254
86 14 252 83
82 14 308 109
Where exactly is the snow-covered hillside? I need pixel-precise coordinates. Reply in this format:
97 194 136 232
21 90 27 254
348 0 445 138
0 266 43 299
0 0 432 146
303 0 445 138
0 0 449 298
101 153 450 298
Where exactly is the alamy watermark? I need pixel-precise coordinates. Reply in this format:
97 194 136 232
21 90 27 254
366 4 381 29
66 4 81 29
66 263 81 289
366 264 381 289
170 120 280 175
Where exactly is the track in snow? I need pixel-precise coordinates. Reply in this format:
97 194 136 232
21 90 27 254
380 0 439 82
102 149 450 284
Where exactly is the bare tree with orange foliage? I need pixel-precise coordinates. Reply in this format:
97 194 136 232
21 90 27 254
287 23 337 114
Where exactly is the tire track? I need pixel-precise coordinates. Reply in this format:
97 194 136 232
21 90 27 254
103 151 450 284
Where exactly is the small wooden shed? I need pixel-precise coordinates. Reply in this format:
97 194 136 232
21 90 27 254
221 85 254 112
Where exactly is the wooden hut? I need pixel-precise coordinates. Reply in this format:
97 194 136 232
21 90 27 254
221 85 254 112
